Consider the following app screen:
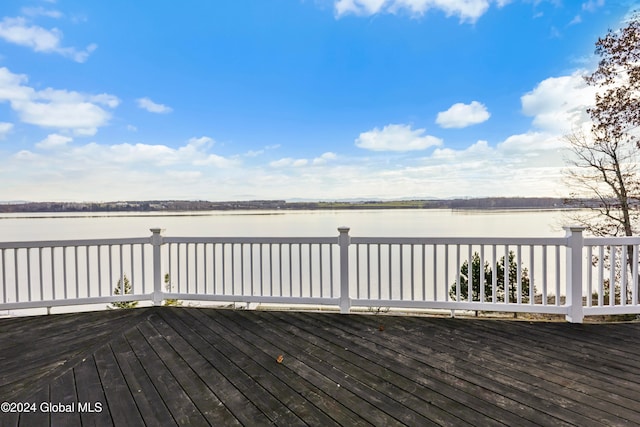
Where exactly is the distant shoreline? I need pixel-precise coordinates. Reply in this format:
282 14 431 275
0 197 594 213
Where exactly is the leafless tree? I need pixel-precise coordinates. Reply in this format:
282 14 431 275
564 130 640 237
564 12 640 302
564 11 640 238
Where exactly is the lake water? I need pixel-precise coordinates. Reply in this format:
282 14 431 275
0 208 574 241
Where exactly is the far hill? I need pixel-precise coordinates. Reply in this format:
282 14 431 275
0 197 589 213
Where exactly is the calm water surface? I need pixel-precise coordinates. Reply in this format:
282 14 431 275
0 209 574 241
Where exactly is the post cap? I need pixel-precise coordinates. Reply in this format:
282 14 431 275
150 228 165 234
337 226 350 233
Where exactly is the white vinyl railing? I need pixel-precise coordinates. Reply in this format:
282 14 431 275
0 237 152 311
161 235 341 308
582 236 640 316
3 226 640 322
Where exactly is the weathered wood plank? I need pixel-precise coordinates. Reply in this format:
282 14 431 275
135 318 244 426
472 320 640 383
16 381 49 427
406 317 640 423
150 310 264 426
349 314 639 426
191 307 386 426
0 410 18 427
0 384 48 427
73 354 113 427
0 308 151 402
438 319 640 410
168 307 344 426
285 312 578 427
124 324 210 426
93 343 145 427
49 369 81 427
251 310 488 427
108 333 177 427
222 309 447 427
5 306 640 426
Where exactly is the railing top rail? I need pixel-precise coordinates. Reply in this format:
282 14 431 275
0 237 150 250
584 236 640 245
350 236 569 246
163 236 338 245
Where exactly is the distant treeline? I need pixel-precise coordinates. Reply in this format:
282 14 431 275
0 197 598 213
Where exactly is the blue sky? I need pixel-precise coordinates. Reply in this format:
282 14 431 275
0 0 635 201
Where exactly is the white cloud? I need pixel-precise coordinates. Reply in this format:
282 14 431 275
569 15 582 25
36 133 72 149
497 131 564 154
0 17 96 62
137 97 173 114
0 122 13 139
245 149 263 157
270 157 309 168
74 136 236 168
567 0 603 26
244 144 280 158
334 0 502 22
335 0 386 16
355 124 442 151
582 0 604 13
521 70 596 134
1 136 244 200
436 101 490 128
21 7 63 19
0 67 118 136
269 152 337 168
313 152 337 165
187 136 213 147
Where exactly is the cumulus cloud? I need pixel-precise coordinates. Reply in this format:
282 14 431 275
1 135 245 200
355 124 442 151
0 17 96 62
313 152 337 165
244 144 280 158
36 133 72 149
0 122 13 139
270 157 309 168
269 152 337 168
137 97 173 114
520 70 595 134
187 136 213 147
436 101 490 128
0 67 118 135
20 137 235 169
334 0 503 22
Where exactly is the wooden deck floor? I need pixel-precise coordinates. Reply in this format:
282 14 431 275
2 307 640 426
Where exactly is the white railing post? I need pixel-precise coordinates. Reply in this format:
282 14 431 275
564 225 585 323
150 228 165 306
338 227 351 314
